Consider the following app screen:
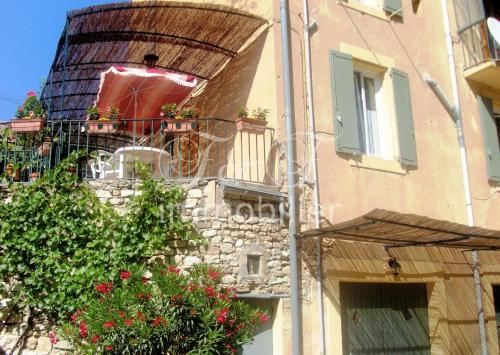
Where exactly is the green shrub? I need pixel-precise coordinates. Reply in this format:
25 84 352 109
0 153 198 320
61 264 268 354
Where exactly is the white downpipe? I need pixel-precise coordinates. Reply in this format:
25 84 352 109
302 0 326 354
440 0 488 353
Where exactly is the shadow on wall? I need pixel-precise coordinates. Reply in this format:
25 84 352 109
193 28 270 119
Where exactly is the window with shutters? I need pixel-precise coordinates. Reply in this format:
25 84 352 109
340 0 403 18
330 49 417 168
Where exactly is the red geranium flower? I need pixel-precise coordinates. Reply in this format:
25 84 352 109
124 318 134 326
96 282 113 294
105 345 113 351
90 335 100 344
137 311 146 322
208 270 219 280
120 270 131 280
141 276 149 284
103 321 114 329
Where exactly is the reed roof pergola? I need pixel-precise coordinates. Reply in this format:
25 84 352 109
300 209 500 251
41 1 267 119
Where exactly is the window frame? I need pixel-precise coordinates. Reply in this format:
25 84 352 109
354 69 385 157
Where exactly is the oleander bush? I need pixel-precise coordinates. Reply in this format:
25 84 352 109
61 264 268 354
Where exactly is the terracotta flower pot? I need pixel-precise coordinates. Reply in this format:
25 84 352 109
10 118 45 133
236 117 267 134
162 119 197 134
86 120 121 134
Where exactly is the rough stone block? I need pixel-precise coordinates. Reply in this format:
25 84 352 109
220 243 233 253
202 230 217 238
184 199 198 209
187 189 203 199
95 190 112 198
121 189 136 198
184 256 201 266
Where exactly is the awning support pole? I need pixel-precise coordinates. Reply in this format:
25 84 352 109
280 0 301 354
437 1 488 353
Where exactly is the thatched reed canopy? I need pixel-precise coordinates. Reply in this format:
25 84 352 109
300 209 500 251
41 1 267 119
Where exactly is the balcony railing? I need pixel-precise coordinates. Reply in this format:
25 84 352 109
0 118 278 185
460 19 500 69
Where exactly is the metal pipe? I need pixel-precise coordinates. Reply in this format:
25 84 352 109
439 1 488 353
302 0 326 353
280 0 301 354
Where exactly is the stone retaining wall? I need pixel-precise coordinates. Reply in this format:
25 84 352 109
0 178 290 354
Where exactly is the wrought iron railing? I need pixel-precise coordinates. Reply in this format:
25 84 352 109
460 19 500 69
0 118 278 185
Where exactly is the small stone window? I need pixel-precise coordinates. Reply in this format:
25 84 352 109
247 255 261 275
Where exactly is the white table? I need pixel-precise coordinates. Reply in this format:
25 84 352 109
114 146 172 178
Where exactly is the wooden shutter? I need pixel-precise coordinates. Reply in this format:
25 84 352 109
477 96 500 182
329 50 361 154
392 68 417 167
384 0 402 14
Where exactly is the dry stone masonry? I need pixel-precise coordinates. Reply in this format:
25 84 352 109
0 179 290 354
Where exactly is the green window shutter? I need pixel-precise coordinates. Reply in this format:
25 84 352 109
329 50 361 154
383 0 402 14
391 68 417 167
477 96 500 182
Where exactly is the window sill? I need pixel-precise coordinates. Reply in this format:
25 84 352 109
338 1 388 21
349 155 407 175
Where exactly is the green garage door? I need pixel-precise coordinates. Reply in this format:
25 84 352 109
341 283 430 355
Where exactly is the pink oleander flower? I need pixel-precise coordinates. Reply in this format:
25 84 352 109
259 312 269 323
49 331 58 344
216 308 229 324
26 91 36 97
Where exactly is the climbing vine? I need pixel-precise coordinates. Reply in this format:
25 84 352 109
0 153 199 320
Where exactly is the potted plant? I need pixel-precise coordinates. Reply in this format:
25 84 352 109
4 162 21 182
10 91 46 133
161 104 199 134
37 128 53 157
86 106 121 134
236 107 269 134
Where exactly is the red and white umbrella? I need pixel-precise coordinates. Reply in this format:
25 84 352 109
95 66 198 133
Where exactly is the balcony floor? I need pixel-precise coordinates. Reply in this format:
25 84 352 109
464 59 500 90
